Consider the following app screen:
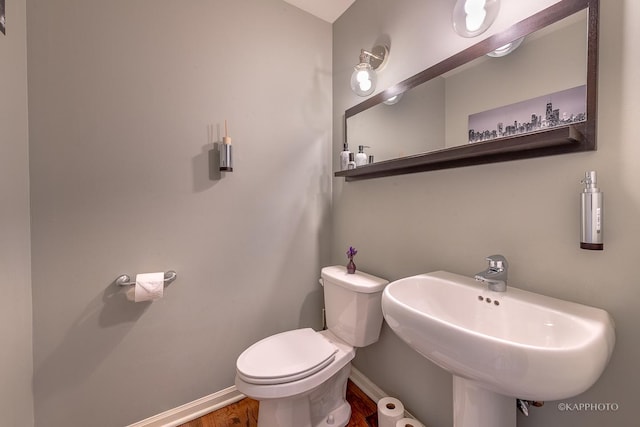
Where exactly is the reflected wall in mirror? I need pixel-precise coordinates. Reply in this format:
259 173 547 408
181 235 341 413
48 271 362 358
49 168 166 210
348 77 446 161
337 0 598 181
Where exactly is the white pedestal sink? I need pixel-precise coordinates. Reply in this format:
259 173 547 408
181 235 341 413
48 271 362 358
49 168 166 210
381 271 615 427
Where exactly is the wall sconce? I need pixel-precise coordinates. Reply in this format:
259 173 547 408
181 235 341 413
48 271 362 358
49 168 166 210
350 45 389 97
487 36 525 57
452 0 500 38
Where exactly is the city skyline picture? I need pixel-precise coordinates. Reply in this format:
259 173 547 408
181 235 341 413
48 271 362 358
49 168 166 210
1 0 6 35
468 85 587 143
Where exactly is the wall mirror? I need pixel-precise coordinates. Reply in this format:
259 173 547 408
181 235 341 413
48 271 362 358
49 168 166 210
336 0 598 181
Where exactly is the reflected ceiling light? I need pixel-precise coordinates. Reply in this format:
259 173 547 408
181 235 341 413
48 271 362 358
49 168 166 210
350 45 389 97
487 36 525 57
452 0 501 38
383 93 403 105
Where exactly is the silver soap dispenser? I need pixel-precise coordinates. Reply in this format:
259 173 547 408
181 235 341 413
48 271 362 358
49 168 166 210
580 171 603 250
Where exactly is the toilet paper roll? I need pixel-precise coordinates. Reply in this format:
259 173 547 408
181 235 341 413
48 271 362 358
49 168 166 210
133 272 164 302
396 417 425 427
378 397 405 427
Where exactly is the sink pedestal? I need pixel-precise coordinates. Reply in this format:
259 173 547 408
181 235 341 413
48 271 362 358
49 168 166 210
453 376 515 427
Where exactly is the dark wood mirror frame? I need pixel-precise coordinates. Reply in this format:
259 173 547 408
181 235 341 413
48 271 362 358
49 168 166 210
336 0 598 181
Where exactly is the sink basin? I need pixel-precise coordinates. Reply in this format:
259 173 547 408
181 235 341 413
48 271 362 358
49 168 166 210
381 271 615 426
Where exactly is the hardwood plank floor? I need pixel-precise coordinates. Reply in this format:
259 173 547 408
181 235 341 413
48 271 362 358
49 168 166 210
178 379 378 427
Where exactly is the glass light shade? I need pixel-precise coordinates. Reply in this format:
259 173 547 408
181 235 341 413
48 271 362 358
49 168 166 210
351 63 377 97
452 0 500 38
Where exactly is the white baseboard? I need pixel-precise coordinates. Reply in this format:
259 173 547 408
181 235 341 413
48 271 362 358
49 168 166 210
349 366 389 402
128 368 417 426
126 386 245 427
350 366 418 421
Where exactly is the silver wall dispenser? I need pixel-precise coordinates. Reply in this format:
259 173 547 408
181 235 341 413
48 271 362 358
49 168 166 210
580 170 603 250
219 119 233 172
219 143 232 172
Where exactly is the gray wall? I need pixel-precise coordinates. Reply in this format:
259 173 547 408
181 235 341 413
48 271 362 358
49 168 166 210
333 1 640 426
26 0 331 425
0 0 34 425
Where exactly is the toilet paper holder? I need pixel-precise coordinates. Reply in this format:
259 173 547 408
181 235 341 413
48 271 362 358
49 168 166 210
115 270 177 287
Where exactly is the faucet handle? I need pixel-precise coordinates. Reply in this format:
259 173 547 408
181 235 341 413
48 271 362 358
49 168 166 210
486 254 508 270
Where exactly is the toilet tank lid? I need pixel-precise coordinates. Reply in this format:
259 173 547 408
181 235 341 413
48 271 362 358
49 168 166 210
321 265 388 293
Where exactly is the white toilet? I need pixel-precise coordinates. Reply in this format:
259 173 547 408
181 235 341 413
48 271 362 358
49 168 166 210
235 265 388 427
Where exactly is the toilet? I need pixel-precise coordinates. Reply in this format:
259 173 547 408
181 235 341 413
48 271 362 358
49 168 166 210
235 265 388 427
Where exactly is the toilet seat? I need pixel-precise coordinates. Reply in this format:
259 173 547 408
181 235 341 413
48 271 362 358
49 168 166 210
237 328 338 385
235 329 356 400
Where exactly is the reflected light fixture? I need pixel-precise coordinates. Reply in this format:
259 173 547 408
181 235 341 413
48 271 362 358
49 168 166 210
452 0 501 38
487 36 525 57
350 45 389 97
383 92 403 105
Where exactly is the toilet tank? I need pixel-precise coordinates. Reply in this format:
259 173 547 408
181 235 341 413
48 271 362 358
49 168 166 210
321 266 388 347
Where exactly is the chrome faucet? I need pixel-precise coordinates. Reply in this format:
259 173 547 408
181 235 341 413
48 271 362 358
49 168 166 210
474 255 508 292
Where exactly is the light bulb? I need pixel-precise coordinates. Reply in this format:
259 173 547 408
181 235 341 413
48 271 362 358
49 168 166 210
466 8 486 32
464 0 486 14
359 79 372 92
356 70 370 83
452 0 500 38
350 63 377 96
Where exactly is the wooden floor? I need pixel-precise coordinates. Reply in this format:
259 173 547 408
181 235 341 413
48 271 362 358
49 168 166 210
178 379 378 427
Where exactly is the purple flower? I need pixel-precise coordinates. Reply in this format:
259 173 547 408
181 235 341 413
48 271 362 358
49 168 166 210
346 246 358 259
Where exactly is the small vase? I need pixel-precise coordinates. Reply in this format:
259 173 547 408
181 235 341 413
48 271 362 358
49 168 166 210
347 258 356 274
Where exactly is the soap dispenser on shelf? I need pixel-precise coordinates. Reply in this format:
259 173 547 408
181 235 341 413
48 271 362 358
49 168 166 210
339 142 352 171
355 145 371 167
347 153 356 170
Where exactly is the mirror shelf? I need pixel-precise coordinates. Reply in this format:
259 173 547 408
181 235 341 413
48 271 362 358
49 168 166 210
336 124 583 181
336 0 598 182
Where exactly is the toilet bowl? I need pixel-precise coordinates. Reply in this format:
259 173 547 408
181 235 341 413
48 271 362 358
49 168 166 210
235 266 388 427
236 329 355 426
